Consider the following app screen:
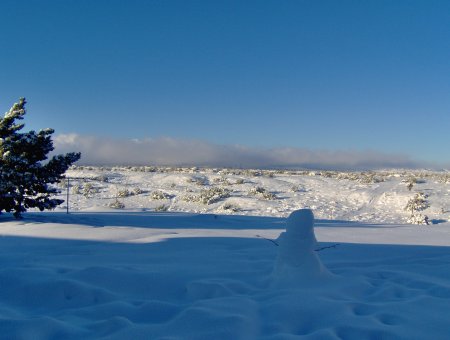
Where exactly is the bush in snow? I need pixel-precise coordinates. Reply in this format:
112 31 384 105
83 183 98 197
144 166 158 172
437 174 450 184
0 98 80 218
235 178 245 185
187 175 208 186
151 190 171 200
213 176 231 185
248 186 276 200
116 188 131 198
407 213 429 225
248 170 262 177
155 204 169 212
71 184 82 195
405 192 430 225
358 173 384 184
197 187 231 205
405 192 430 215
132 187 143 195
290 185 299 193
109 199 125 209
265 171 275 178
334 171 386 183
248 186 265 195
183 187 231 205
221 202 241 212
181 194 196 203
406 181 414 191
95 174 109 183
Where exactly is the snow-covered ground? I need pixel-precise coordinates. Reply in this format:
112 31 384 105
60 166 450 224
1 167 449 339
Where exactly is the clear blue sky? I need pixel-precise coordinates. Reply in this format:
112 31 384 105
1 0 449 166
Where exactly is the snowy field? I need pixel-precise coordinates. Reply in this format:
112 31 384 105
1 166 449 339
60 166 450 224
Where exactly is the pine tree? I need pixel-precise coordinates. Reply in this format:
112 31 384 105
0 98 81 218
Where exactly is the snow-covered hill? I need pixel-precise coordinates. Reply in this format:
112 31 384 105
1 167 449 339
60 166 450 225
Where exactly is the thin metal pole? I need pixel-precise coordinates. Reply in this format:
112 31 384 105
66 177 70 214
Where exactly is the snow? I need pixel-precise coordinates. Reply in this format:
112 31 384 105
1 167 450 339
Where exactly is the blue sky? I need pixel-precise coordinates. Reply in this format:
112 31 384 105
1 0 449 168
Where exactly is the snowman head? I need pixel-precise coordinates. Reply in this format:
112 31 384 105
286 209 315 238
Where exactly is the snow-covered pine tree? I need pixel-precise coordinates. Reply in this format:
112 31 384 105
0 98 81 218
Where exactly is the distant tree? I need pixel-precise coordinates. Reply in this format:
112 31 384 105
0 98 81 218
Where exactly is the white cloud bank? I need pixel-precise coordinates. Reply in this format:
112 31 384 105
54 134 424 170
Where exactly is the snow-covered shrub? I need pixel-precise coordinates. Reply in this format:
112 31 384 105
71 184 82 195
437 174 450 184
144 166 158 172
266 171 275 178
406 181 414 191
334 171 386 183
132 187 143 195
181 194 196 203
241 169 261 177
95 174 109 182
213 176 231 185
290 185 299 192
235 178 245 185
197 187 231 204
358 173 384 184
109 199 125 209
405 192 430 225
248 186 265 195
407 213 429 225
404 177 418 184
83 183 98 197
155 204 169 212
402 176 425 191
250 170 262 177
117 189 131 198
322 171 334 178
248 186 276 200
182 187 231 205
151 190 171 200
221 202 241 212
262 191 276 200
405 192 430 215
187 175 208 186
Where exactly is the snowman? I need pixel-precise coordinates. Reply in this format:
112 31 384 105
272 209 331 286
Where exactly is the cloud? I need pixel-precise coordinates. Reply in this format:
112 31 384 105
53 134 424 170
